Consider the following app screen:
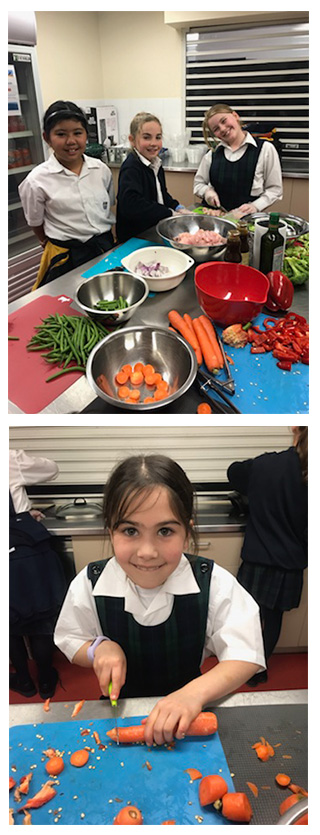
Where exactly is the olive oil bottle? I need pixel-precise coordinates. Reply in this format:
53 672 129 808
259 212 284 274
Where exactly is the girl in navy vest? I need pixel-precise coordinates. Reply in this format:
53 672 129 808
54 455 265 745
116 112 188 243
193 104 283 216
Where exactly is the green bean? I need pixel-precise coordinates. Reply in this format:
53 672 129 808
46 365 85 382
8 335 20 340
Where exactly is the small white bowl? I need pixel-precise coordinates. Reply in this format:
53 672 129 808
121 246 194 292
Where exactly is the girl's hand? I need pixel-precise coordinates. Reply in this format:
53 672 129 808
93 640 127 700
142 690 203 747
204 186 220 207
234 202 257 216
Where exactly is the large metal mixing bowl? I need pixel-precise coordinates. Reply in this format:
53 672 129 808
242 212 309 240
86 325 198 410
156 214 237 262
75 271 149 326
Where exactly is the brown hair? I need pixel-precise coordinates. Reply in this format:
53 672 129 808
129 112 162 141
202 103 240 148
295 427 308 482
103 454 198 552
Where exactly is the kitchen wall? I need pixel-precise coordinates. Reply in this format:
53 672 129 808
35 10 307 142
9 426 293 485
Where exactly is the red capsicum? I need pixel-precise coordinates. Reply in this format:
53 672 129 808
265 271 294 312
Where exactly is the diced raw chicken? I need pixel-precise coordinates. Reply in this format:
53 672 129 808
174 230 226 245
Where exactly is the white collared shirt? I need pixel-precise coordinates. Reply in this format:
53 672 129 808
54 555 265 670
18 153 115 242
9 449 59 512
193 132 283 211
134 149 164 204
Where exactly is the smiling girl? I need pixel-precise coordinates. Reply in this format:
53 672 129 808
18 100 115 287
193 103 282 216
54 455 265 746
116 112 187 242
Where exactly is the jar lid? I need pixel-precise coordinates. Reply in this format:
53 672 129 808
55 497 103 520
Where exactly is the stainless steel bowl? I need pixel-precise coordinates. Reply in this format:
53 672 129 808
242 212 309 240
86 325 198 411
156 214 237 262
75 271 149 326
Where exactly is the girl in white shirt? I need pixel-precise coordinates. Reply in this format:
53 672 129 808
193 103 283 217
54 454 265 746
18 100 115 288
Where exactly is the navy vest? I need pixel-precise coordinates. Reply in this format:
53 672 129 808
206 138 264 211
87 555 213 697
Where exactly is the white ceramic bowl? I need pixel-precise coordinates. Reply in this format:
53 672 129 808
121 246 194 292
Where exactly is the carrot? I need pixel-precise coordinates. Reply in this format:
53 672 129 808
275 773 291 787
183 313 203 364
289 784 308 797
167 310 202 364
279 794 303 816
107 711 218 744
21 780 57 810
130 371 144 386
113 805 143 825
222 792 253 823
122 364 132 375
153 389 167 401
71 699 85 718
197 402 212 414
199 774 228 806
144 396 156 404
23 809 32 825
184 768 203 781
156 379 169 392
43 698 50 712
126 389 141 401
70 749 89 767
9 777 16 791
118 385 131 399
252 736 274 761
134 362 144 373
192 318 220 372
247 781 259 797
142 364 155 377
45 757 64 776
199 315 224 368
161 821 176 825
115 370 129 385
18 774 33 795
293 813 308 824
96 373 111 394
144 372 157 386
9 809 14 825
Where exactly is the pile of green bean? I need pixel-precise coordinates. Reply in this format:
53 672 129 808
94 296 128 311
27 313 110 382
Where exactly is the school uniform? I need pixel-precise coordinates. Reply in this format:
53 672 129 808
193 132 283 212
54 554 265 698
18 153 115 286
116 150 180 243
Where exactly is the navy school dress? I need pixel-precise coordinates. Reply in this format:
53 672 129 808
87 555 213 697
204 138 265 211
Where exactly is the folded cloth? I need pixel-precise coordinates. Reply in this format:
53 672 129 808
33 241 70 290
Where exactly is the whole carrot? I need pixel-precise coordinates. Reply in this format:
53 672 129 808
198 315 224 368
168 310 202 364
183 313 203 364
107 712 218 744
192 318 219 372
107 725 146 743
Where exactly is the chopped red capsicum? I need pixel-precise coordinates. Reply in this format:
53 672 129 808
265 271 294 312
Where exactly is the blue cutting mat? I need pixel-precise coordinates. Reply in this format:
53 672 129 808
204 312 309 414
9 715 235 825
81 237 160 278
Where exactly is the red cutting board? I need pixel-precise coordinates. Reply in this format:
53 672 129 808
8 295 85 413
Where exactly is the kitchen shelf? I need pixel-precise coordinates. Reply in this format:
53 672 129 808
8 201 22 212
9 229 34 244
8 130 33 139
8 164 34 175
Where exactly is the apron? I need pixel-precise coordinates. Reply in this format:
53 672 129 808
33 230 114 289
205 138 265 211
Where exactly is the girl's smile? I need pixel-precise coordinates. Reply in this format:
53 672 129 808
208 111 244 149
110 487 189 588
45 118 87 171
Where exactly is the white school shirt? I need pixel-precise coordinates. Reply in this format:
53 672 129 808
18 153 115 242
9 449 59 513
54 554 266 671
193 133 283 211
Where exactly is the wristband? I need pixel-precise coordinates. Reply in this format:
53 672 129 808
87 636 109 663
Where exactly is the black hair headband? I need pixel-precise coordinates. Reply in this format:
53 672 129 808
44 109 88 129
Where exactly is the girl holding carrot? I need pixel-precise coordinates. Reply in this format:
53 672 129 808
55 455 265 745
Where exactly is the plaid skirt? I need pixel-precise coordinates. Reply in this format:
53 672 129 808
237 561 303 611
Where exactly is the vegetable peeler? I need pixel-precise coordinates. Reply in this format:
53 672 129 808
108 681 119 745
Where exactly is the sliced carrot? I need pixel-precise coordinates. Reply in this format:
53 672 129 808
252 736 274 761
144 396 156 404
130 370 144 386
199 774 228 806
45 756 64 776
289 784 308 797
224 353 234 365
184 768 203 781
279 794 303 816
275 773 291 787
168 310 202 364
143 364 155 377
118 385 131 399
9 777 16 791
161 821 176 825
115 370 129 385
247 781 259 797
133 362 144 373
293 813 308 824
144 372 157 386
18 774 33 795
121 364 132 375
193 318 220 373
156 379 169 392
113 805 143 825
153 389 167 401
127 389 140 401
222 792 253 823
43 698 50 712
70 749 90 767
71 699 85 718
197 402 212 414
21 780 57 810
152 372 162 385
198 315 224 368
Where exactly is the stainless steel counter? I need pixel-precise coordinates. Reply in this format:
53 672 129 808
8 226 309 415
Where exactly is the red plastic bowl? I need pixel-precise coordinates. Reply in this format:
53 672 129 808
194 262 269 325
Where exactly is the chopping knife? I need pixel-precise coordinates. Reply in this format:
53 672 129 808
108 681 119 744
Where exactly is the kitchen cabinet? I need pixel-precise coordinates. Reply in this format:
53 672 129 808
72 534 112 573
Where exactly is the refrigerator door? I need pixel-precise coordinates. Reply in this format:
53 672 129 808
8 45 46 261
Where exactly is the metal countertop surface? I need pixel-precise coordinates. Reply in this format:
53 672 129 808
8 226 309 415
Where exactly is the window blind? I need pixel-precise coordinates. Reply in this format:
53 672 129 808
185 21 309 169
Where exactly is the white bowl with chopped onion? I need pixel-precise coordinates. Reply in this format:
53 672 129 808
121 246 194 292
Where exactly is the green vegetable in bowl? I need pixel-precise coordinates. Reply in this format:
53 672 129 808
282 233 309 285
94 296 128 311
